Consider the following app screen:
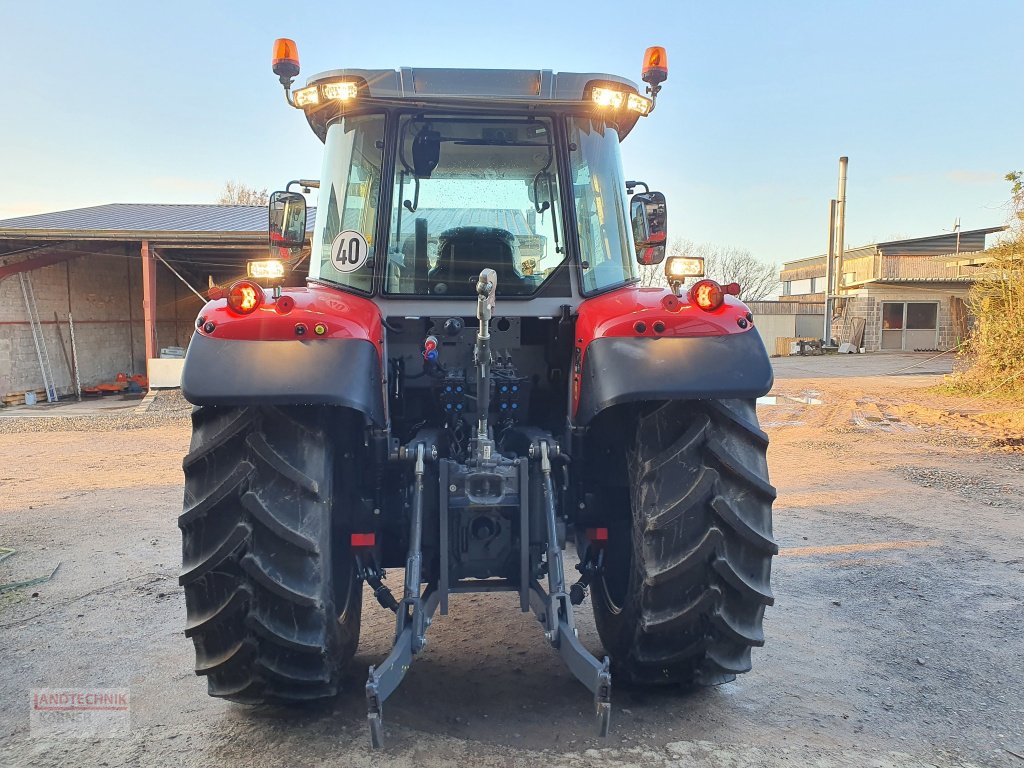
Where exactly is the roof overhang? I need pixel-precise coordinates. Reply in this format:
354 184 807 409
844 277 974 288
0 228 268 245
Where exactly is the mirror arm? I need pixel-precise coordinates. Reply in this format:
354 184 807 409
532 172 547 214
545 173 562 253
625 180 649 195
281 83 297 108
395 171 407 241
403 178 420 213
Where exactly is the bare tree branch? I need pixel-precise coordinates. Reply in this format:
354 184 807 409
638 238 779 300
217 181 269 206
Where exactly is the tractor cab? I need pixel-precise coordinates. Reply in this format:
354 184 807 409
264 44 676 315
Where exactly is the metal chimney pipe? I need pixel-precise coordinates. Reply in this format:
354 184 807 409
834 157 849 299
823 198 837 344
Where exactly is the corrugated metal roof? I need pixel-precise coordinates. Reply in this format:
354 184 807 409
0 203 317 242
868 277 973 284
782 226 1006 269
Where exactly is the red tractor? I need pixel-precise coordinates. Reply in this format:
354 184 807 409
179 40 776 748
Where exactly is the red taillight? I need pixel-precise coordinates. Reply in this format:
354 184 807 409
690 279 724 312
226 280 263 315
351 533 376 548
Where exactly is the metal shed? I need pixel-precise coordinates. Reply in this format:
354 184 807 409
0 204 307 397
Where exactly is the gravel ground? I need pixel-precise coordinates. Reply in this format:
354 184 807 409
0 366 1022 767
0 391 190 434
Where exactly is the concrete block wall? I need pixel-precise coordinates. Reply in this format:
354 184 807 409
831 286 969 352
0 248 203 397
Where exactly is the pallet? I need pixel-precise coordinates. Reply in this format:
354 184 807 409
2 388 52 406
774 337 819 357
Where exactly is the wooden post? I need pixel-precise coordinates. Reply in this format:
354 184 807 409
141 240 158 363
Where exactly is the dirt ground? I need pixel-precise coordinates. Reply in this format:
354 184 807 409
1 352 1022 767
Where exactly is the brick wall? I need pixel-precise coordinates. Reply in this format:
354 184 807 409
0 248 203 396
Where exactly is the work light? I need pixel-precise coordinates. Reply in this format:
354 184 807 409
664 256 705 280
247 259 286 281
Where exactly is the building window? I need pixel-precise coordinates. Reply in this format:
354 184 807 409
790 278 813 295
882 302 904 330
906 303 938 330
782 281 791 296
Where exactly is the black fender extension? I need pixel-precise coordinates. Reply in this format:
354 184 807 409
575 331 774 425
181 334 385 425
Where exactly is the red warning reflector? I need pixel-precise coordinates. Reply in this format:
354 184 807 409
350 533 376 548
587 527 609 542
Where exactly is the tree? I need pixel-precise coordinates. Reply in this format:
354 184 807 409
953 171 1024 396
217 181 269 206
639 238 780 300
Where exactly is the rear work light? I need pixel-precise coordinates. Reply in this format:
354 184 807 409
591 86 625 109
247 259 286 281
689 279 725 312
665 256 705 280
293 85 320 108
591 86 652 115
321 81 358 101
292 80 360 110
226 280 264 315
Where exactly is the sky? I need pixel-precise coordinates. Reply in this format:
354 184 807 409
1 0 1021 265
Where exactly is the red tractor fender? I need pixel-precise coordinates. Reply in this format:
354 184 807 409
572 285 773 425
181 285 387 424
194 285 383 349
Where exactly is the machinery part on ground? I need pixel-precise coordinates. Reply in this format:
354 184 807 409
591 398 777 686
179 405 362 702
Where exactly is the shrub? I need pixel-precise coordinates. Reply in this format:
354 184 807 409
951 172 1024 397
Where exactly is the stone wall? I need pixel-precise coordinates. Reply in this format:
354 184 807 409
0 249 202 396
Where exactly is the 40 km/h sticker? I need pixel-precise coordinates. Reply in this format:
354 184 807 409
330 230 369 273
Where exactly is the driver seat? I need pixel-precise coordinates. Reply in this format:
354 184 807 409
428 227 524 296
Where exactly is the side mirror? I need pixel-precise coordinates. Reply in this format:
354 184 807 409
412 128 441 178
269 191 307 247
630 190 667 265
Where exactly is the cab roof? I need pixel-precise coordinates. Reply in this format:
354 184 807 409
306 68 640 102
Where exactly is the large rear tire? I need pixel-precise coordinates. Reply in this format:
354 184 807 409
592 399 777 686
179 405 362 702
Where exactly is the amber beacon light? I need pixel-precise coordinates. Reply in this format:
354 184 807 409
272 38 300 85
642 46 668 85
